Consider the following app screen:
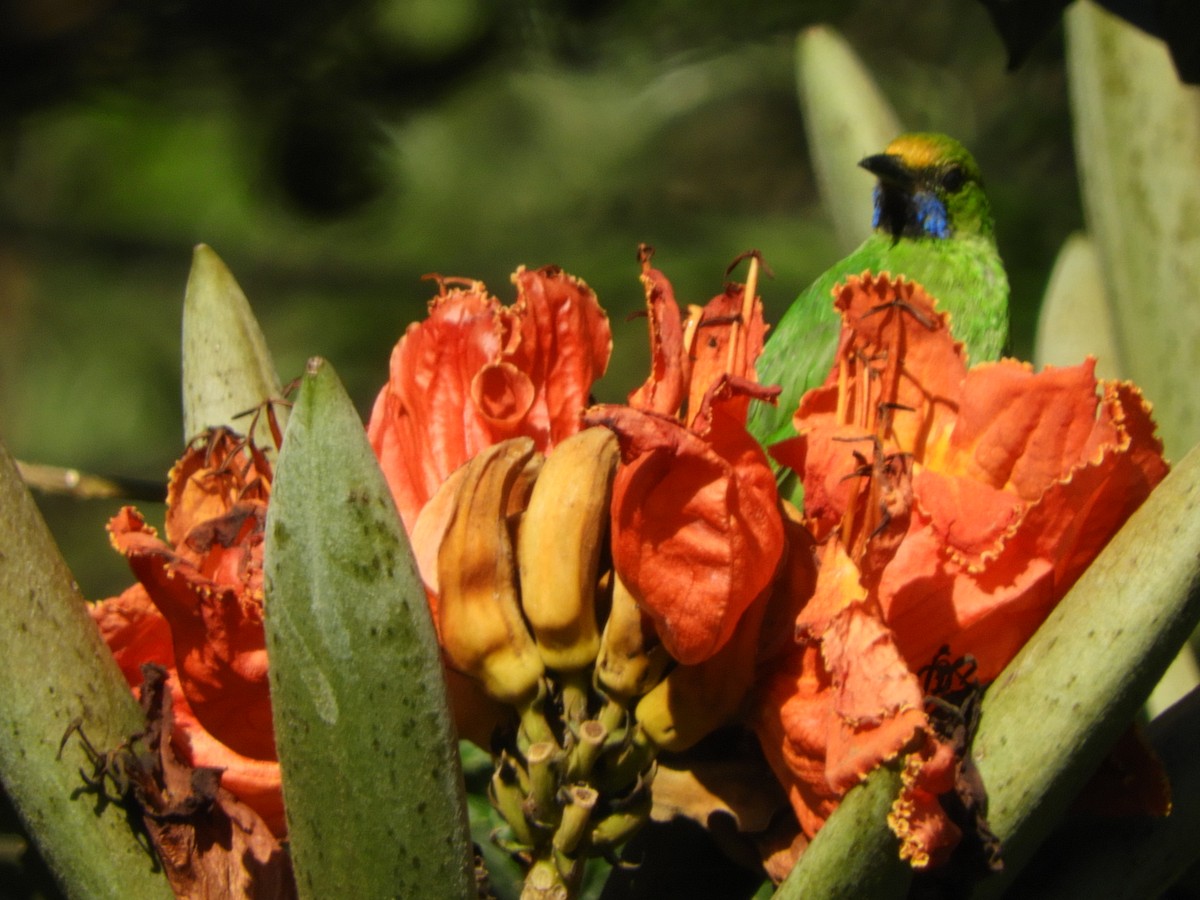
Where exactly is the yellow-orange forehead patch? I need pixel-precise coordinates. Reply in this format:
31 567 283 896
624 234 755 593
883 134 945 170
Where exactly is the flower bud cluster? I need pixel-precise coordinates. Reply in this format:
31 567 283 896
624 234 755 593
426 425 750 896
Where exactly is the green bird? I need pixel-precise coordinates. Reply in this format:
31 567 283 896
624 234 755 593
748 132 1009 453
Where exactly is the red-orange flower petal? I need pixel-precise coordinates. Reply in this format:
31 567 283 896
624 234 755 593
90 588 284 837
757 272 1169 866
877 370 1168 682
108 505 274 761
888 736 962 870
627 246 689 417
589 378 784 665
684 281 768 424
752 644 841 839
165 428 272 546
369 267 611 533
91 584 174 686
167 672 286 837
510 266 614 437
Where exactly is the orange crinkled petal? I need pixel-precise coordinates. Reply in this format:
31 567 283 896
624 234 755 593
90 590 284 837
90 584 174 687
758 272 1170 869
368 267 610 533
588 381 784 665
108 504 274 761
166 669 286 837
888 736 962 870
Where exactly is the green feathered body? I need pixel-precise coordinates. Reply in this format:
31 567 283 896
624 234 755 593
748 132 1009 452
749 229 1008 448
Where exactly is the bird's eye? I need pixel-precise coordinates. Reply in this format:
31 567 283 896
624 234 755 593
940 166 967 193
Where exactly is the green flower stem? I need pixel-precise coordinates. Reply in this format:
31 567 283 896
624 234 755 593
565 720 606 783
523 857 571 900
595 723 654 793
772 764 912 900
552 786 598 857
1005 685 1200 899
518 691 556 747
589 789 651 850
526 741 561 828
558 670 591 727
969 441 1200 896
596 697 627 739
490 762 536 848
263 357 473 899
0 441 173 900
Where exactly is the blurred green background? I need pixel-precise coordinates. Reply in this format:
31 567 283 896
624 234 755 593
0 0 1080 606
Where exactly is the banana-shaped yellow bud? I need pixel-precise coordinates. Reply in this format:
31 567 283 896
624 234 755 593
595 570 669 701
437 437 545 706
634 593 767 753
517 426 619 673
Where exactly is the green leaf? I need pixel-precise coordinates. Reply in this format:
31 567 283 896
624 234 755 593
1034 235 1200 718
181 243 286 447
0 439 173 900
1005 686 1200 899
970 441 1200 896
1032 232 1122 381
795 25 902 254
772 764 911 900
263 357 474 899
1065 2 1200 461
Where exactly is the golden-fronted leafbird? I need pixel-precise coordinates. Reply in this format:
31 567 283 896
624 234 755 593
748 132 1009 452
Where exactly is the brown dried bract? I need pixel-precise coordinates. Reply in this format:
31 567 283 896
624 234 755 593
86 665 297 900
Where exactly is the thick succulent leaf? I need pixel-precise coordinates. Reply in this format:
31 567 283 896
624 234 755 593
181 244 286 447
1066 2 1200 460
1035 235 1200 718
772 765 911 900
1032 232 1121 380
1006 686 1200 899
969 441 1200 895
263 358 473 899
795 25 903 254
0 439 173 900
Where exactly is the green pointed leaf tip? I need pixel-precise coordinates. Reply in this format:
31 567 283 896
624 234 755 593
263 357 473 899
181 243 286 446
1033 233 1123 381
969 442 1200 896
795 25 903 254
0 440 174 900
1066 2 1200 461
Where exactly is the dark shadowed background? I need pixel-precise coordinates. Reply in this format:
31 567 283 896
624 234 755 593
0 0 1079 602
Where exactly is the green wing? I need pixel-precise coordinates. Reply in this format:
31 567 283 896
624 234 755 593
748 234 892 451
748 232 1008 455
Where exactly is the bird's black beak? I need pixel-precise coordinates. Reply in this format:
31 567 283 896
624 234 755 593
859 153 916 187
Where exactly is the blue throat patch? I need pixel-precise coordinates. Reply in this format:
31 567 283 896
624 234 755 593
872 186 951 240
913 191 950 239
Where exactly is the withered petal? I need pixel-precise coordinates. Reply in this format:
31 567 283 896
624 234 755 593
109 505 275 761
628 252 688 417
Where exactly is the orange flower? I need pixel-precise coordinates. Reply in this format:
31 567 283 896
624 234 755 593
754 273 1168 867
368 266 612 534
586 248 784 665
91 428 284 836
